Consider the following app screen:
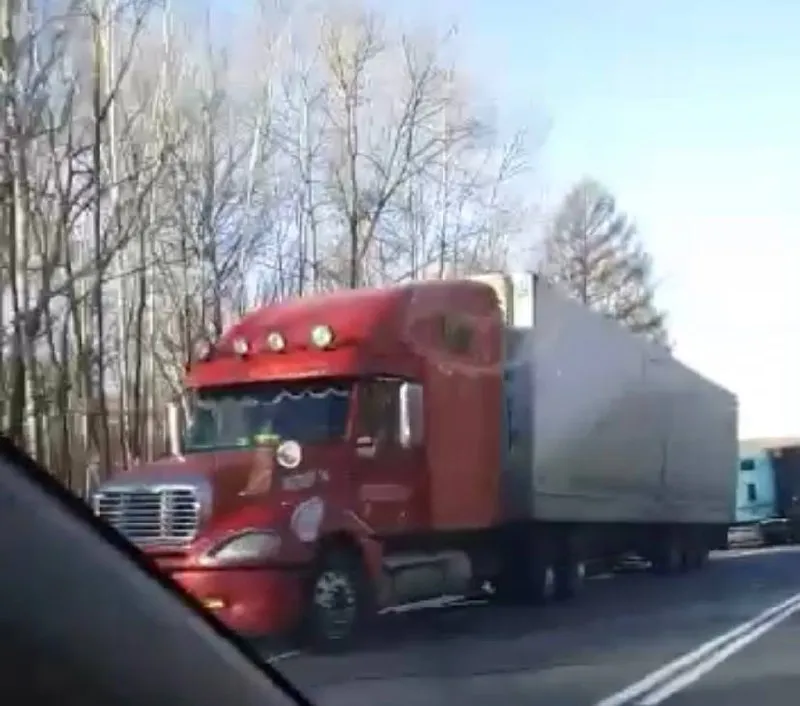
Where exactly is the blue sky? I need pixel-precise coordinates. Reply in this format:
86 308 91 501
207 0 797 438
368 0 800 439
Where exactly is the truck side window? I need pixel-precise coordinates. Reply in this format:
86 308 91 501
358 379 400 445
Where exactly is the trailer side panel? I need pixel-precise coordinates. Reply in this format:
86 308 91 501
501 274 737 525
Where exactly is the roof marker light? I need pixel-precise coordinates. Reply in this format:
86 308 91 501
232 337 249 356
310 324 334 349
266 331 286 352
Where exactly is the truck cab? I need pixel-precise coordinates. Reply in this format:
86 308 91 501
92 279 504 646
730 443 800 547
729 451 779 545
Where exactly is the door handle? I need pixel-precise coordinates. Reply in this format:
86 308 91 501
356 436 376 458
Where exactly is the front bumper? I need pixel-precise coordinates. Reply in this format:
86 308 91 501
170 566 306 637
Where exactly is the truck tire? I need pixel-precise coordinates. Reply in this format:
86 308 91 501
303 548 371 652
651 532 684 575
553 536 586 601
683 541 709 570
554 558 585 599
529 554 557 604
494 533 555 605
693 546 710 568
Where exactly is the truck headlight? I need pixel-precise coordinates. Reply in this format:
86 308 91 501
205 530 282 564
276 440 302 469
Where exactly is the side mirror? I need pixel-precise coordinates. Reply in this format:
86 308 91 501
398 382 424 448
166 402 183 457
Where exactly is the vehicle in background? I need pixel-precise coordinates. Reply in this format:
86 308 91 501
728 450 780 546
728 438 800 547
91 272 738 650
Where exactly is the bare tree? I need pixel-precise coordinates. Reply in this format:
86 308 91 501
0 0 541 492
317 10 505 288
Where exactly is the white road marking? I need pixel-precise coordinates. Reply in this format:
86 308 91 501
263 571 622 662
384 569 613 614
262 595 487 664
380 594 484 614
594 590 800 706
267 650 301 663
639 598 800 704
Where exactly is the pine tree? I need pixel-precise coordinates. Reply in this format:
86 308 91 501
540 177 670 347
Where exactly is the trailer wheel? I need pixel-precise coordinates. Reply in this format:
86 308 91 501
303 548 371 652
534 560 557 603
683 541 708 571
554 535 586 600
651 533 684 575
554 557 586 600
693 546 709 568
495 533 555 605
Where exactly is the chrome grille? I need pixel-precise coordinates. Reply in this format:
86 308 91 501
93 485 200 546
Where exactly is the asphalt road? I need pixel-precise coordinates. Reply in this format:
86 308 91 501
265 546 800 706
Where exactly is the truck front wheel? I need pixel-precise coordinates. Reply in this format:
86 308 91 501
303 549 371 651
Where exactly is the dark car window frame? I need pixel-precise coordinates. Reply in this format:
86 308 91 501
0 435 312 706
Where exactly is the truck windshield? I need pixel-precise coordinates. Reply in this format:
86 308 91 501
183 379 352 452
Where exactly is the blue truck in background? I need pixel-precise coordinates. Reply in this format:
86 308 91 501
728 437 800 546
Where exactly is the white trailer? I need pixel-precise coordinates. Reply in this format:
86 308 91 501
470 272 738 598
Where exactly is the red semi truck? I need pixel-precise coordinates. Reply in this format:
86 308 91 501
92 272 738 649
